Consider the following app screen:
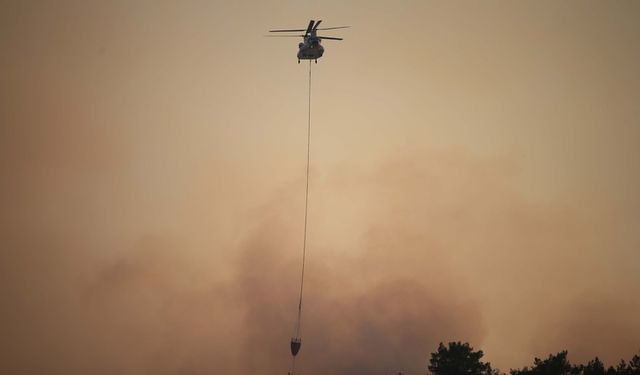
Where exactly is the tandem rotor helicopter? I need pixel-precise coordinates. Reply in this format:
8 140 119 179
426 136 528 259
268 20 350 63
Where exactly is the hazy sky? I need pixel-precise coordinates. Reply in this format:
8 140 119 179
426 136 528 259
1 1 639 374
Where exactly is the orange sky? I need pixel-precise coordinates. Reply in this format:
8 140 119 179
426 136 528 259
1 1 639 374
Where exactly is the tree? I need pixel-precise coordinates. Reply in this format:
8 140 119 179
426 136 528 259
428 341 499 375
579 357 606 375
510 351 572 375
630 355 640 375
614 355 640 375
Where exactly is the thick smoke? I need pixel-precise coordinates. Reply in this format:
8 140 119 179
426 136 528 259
3 1 640 372
233 207 486 375
1 151 495 374
5 146 638 374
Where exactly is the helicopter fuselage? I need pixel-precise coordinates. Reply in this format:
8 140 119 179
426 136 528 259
269 20 347 63
297 38 324 61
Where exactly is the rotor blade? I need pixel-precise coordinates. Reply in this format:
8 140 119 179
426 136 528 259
264 35 305 37
305 20 315 35
316 26 351 31
312 20 322 30
269 29 306 32
318 36 343 40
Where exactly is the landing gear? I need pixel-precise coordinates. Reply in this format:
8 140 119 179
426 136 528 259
298 59 300 64
315 59 317 64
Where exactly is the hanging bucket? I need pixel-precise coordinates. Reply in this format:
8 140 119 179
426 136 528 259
290 338 302 356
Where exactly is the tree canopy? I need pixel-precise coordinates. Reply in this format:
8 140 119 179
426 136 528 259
426 342 639 375
428 341 498 375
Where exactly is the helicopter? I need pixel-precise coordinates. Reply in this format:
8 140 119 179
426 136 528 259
268 20 349 63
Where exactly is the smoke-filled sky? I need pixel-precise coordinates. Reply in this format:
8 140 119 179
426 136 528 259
1 1 639 374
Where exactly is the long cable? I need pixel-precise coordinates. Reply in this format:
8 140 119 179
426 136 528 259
291 59 312 375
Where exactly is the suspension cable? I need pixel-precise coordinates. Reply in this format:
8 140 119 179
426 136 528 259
291 59 313 375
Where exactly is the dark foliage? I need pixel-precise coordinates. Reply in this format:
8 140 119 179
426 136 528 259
426 342 640 375
510 351 572 375
428 341 499 375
